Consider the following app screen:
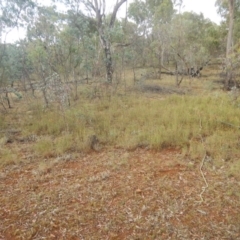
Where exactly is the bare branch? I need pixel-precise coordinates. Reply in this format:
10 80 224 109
85 0 96 13
94 0 99 12
109 0 127 28
170 45 190 70
103 0 106 15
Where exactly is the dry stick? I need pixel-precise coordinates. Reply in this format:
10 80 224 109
198 137 208 203
197 118 209 203
219 121 240 129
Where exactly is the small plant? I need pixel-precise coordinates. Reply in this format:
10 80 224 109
0 148 17 166
228 160 240 179
55 134 74 155
33 136 55 158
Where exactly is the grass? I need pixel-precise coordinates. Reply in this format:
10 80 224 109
15 92 240 164
0 148 18 166
2 87 240 176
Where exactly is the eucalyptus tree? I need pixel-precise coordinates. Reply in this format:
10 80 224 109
128 0 155 68
150 0 174 77
165 11 221 86
0 0 35 42
0 0 35 81
27 6 60 77
26 6 67 106
58 0 127 84
128 0 217 85
223 0 235 89
59 19 98 99
128 0 174 72
27 5 64 62
0 43 24 108
66 9 100 80
0 0 36 108
216 0 238 89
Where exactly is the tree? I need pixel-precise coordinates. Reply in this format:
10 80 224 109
60 0 127 84
225 0 235 89
0 0 35 109
216 0 236 89
0 0 35 42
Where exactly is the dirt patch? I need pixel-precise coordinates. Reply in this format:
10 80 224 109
1 148 240 239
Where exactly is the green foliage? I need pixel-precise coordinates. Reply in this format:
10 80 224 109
0 0 225 91
128 0 149 24
151 0 174 23
0 44 25 87
0 0 35 30
171 12 221 65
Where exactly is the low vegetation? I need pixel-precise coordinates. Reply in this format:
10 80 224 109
2 86 240 172
0 68 240 239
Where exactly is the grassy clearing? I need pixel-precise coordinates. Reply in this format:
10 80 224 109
24 93 240 151
1 87 240 177
1 90 240 171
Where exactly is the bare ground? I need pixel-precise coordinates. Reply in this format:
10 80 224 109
1 144 240 239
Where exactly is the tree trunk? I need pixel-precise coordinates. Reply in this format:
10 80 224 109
100 34 114 83
225 0 234 90
175 62 184 87
89 0 127 84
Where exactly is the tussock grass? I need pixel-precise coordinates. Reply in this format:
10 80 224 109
17 92 240 166
0 114 6 127
33 136 55 158
0 149 18 166
0 115 7 140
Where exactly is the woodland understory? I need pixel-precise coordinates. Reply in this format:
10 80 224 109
1 0 240 239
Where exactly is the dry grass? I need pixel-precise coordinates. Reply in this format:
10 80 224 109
13 91 240 168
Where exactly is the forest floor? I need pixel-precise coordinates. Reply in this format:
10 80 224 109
1 144 240 239
1 67 240 239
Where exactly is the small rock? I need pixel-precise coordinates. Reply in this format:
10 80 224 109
136 189 142 194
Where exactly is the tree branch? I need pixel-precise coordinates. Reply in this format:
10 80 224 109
110 0 127 28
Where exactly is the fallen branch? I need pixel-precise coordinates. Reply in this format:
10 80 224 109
198 139 208 203
196 118 209 203
219 121 240 129
0 129 21 134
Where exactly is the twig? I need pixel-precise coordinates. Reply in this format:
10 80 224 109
196 118 209 203
198 140 208 203
0 129 21 134
219 121 240 129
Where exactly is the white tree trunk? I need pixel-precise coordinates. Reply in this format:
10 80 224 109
225 0 234 89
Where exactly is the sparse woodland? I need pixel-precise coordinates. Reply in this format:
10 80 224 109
1 0 240 239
